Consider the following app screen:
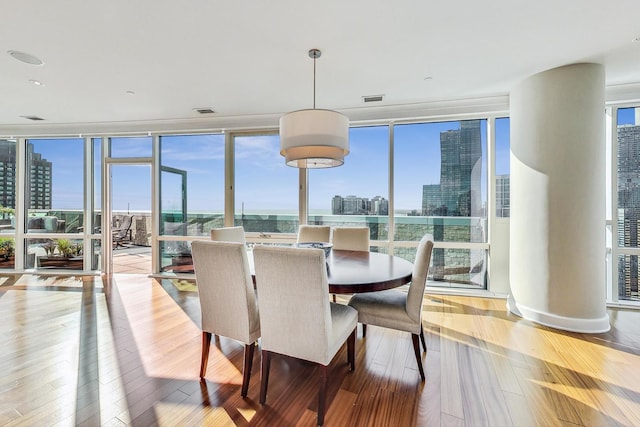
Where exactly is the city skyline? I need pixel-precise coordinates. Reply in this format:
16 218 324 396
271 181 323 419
5 118 503 214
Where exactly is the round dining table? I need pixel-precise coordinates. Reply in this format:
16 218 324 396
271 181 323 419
326 250 414 294
249 248 414 295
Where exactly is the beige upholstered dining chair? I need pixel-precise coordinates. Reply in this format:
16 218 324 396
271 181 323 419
191 240 260 397
296 224 331 243
347 234 434 381
331 226 370 252
210 225 246 244
252 245 357 426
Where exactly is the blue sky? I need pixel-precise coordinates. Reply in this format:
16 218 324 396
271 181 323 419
32 117 507 213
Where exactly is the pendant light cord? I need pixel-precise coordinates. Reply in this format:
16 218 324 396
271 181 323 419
313 53 316 109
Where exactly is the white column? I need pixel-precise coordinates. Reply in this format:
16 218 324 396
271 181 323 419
508 63 610 333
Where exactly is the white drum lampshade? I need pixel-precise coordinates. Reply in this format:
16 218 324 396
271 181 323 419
279 108 349 168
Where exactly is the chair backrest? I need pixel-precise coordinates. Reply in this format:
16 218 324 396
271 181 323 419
297 225 331 243
253 245 333 365
406 234 434 323
191 240 259 344
210 226 246 244
331 227 370 252
114 215 133 238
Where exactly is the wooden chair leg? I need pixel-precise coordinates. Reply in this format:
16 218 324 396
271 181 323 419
420 325 427 352
332 294 337 303
199 332 212 378
260 350 271 404
241 342 256 397
347 329 356 371
317 364 328 426
411 333 426 381
362 323 367 337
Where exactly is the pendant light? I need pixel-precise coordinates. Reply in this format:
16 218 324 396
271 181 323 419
279 49 349 168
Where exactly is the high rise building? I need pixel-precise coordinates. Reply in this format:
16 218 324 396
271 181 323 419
422 120 483 217
332 195 343 214
617 123 640 300
0 140 17 210
0 140 52 210
496 175 510 217
332 194 388 215
371 196 388 215
422 184 442 215
26 143 52 210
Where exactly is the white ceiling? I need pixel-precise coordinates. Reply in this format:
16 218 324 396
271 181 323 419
2 0 640 134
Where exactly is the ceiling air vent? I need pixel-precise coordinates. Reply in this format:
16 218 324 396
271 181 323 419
193 107 216 114
20 115 45 121
362 95 384 103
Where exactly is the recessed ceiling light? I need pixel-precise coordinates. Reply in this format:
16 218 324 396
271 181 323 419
633 36 640 43
29 79 43 86
7 50 44 66
424 76 433 80
125 90 136 95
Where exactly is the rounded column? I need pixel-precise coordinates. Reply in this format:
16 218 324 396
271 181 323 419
508 63 610 333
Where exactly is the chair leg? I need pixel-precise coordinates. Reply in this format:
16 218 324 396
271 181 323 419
411 333 426 381
241 342 256 397
332 294 337 303
317 364 328 426
420 325 427 352
260 350 271 405
347 329 356 371
362 323 367 337
200 332 212 378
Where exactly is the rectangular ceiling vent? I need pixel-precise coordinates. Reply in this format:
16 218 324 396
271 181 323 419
193 107 216 114
362 95 384 103
20 115 45 121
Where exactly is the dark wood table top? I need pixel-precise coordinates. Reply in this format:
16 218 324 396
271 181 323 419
326 250 414 294
248 249 414 294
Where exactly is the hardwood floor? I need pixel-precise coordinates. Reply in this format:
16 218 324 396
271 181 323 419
1 273 640 426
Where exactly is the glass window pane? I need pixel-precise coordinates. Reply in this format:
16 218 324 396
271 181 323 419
0 139 16 233
394 119 487 289
309 126 389 242
618 254 640 301
617 107 640 249
26 237 85 270
160 240 194 273
616 106 640 301
109 136 152 157
0 237 15 269
394 119 487 242
92 138 102 233
26 138 84 233
495 117 510 218
234 134 298 233
160 134 225 236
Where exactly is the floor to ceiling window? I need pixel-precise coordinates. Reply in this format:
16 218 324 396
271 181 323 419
394 119 488 289
308 125 389 250
0 139 16 269
158 133 225 273
616 106 640 301
25 138 84 270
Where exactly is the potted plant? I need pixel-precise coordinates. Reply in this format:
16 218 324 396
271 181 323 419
0 238 14 259
43 240 57 256
55 239 74 257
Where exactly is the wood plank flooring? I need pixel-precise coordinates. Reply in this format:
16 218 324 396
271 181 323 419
1 273 640 426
